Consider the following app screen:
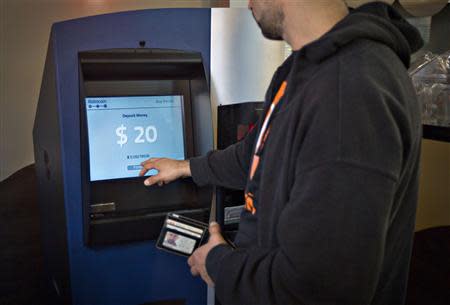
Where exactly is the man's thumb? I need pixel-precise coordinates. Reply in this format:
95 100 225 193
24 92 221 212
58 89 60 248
209 221 221 235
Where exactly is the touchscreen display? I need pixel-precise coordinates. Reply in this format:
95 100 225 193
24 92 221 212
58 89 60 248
85 95 185 181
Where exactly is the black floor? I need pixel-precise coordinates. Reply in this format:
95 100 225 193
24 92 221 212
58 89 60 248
0 165 50 305
1 165 449 305
406 226 450 305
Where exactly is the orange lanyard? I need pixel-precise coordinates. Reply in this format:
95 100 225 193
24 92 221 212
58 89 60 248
245 81 288 215
248 81 287 181
254 81 287 155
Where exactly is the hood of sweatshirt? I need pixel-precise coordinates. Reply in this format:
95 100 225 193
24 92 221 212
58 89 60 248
302 2 424 68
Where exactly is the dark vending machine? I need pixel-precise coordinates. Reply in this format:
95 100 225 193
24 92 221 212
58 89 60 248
216 102 264 240
33 9 212 305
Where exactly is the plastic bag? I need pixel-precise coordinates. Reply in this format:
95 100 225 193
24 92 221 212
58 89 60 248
409 51 450 126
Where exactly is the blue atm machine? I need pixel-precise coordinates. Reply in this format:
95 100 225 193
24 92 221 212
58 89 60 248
33 9 213 305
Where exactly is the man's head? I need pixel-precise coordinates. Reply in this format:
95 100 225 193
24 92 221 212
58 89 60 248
248 0 284 40
248 0 349 50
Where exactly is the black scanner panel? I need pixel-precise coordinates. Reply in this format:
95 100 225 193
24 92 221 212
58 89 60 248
216 102 264 239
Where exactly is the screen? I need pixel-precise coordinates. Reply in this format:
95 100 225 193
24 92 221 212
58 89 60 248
85 95 185 181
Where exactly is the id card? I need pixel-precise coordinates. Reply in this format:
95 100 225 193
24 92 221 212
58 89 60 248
156 213 209 257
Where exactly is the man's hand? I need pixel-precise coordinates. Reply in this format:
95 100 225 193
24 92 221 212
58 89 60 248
139 158 191 186
188 222 227 287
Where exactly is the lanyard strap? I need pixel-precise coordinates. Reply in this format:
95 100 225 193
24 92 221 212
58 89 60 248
249 81 288 180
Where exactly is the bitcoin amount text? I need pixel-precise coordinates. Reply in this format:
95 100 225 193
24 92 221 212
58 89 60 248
116 124 158 148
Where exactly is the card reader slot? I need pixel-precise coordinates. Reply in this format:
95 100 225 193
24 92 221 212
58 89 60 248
89 208 210 246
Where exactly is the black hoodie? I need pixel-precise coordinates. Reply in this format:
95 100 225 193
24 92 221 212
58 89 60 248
190 2 423 305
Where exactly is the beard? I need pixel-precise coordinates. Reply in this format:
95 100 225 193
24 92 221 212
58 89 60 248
252 6 284 41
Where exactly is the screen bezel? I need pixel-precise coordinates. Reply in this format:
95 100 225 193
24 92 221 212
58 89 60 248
80 79 195 184
84 94 188 182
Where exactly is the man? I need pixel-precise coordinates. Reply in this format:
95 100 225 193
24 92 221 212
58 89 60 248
140 1 423 304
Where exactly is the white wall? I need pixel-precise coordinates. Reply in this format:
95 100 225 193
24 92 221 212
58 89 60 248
210 9 286 144
230 0 247 8
0 0 223 181
215 0 288 147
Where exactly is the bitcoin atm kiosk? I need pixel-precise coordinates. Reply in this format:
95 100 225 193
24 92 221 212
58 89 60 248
33 9 212 305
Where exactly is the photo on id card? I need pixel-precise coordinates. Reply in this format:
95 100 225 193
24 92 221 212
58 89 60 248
156 213 209 257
